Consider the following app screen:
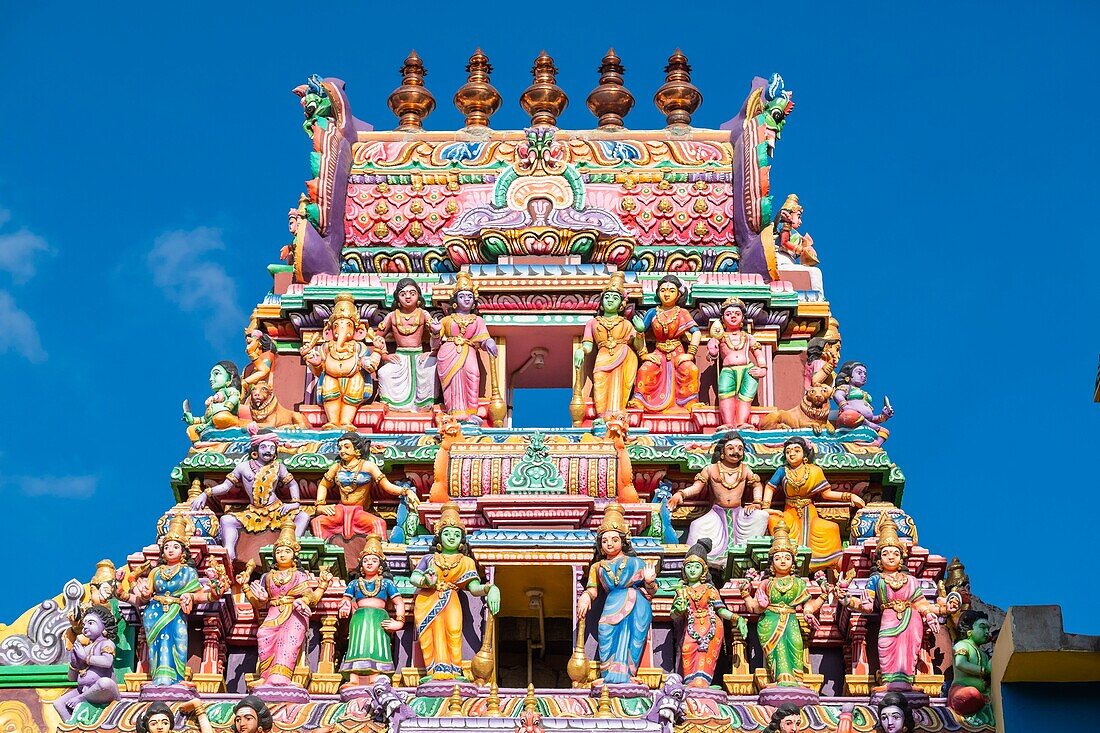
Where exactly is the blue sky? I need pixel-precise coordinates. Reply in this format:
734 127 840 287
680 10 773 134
2 2 1097 634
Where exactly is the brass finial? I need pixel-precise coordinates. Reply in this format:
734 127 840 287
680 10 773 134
595 683 612 717
520 51 568 127
486 682 501 717
587 48 634 128
388 50 435 131
653 49 702 128
454 48 502 129
523 683 538 713
447 683 463 716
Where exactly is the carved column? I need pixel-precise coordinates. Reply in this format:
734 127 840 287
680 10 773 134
843 612 873 696
124 620 151 692
193 615 226 693
309 614 342 693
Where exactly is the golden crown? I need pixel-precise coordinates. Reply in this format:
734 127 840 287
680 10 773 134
780 193 802 213
160 515 194 547
436 502 466 532
329 292 361 323
454 271 479 298
359 534 385 561
875 514 908 557
601 270 627 298
597 502 630 537
768 521 798 557
274 517 301 553
90 559 116 586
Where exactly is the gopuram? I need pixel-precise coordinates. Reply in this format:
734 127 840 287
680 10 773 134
0 50 996 733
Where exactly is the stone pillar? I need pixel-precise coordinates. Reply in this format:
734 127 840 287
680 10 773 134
193 615 226 693
843 612 873 696
309 614 342 693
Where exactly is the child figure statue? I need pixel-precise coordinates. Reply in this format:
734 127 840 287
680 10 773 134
53 605 120 719
339 536 405 688
672 539 747 689
739 522 830 706
576 503 657 686
240 518 335 701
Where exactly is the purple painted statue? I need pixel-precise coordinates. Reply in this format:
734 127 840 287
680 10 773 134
53 605 120 718
833 361 894 446
190 425 309 562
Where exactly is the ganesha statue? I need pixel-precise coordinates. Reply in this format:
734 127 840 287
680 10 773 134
300 292 382 429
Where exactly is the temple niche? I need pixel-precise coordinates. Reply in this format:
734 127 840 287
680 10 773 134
0 48 993 733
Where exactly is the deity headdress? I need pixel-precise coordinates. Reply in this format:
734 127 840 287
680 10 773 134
359 535 385 561
768 521 798 557
780 193 802 213
161 515 194 547
685 538 712 565
875 514 908 557
453 271 479 298
247 422 279 449
274 517 300 553
90 559 117 586
601 271 627 298
597 502 630 538
436 502 466 532
329 292 362 325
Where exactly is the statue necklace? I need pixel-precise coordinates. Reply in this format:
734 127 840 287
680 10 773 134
394 310 424 336
784 463 811 491
271 567 296 586
770 574 796 596
596 315 622 332
684 587 718 650
156 563 184 583
882 570 908 590
718 463 744 488
433 552 463 574
602 555 628 585
654 306 681 330
355 576 382 598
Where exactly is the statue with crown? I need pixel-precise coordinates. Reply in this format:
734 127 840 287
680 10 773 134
408 503 500 693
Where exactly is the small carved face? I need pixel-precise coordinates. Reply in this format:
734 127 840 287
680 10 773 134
723 440 745 464
250 382 272 406
822 341 841 363
601 290 624 315
95 581 117 601
971 618 992 645
397 283 420 309
454 289 476 312
722 305 744 331
82 611 105 640
784 443 805 467
772 551 794 574
780 713 801 733
657 281 680 307
851 365 868 387
683 558 706 583
209 364 231 390
439 526 464 552
256 441 278 464
879 546 903 572
360 554 381 576
784 208 803 230
338 439 361 463
878 705 905 733
162 540 185 564
233 706 259 733
600 531 623 558
246 329 263 350
146 714 172 733
274 545 295 569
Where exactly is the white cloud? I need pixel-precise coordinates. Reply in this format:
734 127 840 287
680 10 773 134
0 290 46 362
19 474 98 499
0 208 52 283
147 227 246 346
0 227 51 283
